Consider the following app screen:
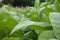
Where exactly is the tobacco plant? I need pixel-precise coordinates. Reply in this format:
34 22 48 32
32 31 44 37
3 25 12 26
0 0 60 40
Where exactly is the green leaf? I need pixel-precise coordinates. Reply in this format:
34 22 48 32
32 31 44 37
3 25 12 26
49 12 60 40
44 7 54 16
2 37 17 40
54 0 60 12
30 10 40 22
48 38 58 40
38 30 55 40
46 0 54 4
10 20 51 35
58 0 60 3
46 0 51 2
0 8 18 38
40 2 47 7
24 31 37 40
34 0 40 8
11 30 24 40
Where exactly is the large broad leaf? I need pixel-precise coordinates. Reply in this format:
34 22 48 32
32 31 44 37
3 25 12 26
10 20 51 35
49 12 60 40
0 9 17 34
38 30 55 40
0 8 24 40
0 11 17 38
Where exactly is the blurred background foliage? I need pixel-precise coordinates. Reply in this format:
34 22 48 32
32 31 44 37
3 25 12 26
0 0 45 7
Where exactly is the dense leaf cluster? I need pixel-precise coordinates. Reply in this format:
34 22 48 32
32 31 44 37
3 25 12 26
0 0 60 40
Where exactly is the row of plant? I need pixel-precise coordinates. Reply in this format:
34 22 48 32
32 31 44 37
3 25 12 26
0 0 45 7
0 0 60 40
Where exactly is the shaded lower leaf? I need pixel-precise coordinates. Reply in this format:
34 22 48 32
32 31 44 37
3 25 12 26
24 31 38 40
